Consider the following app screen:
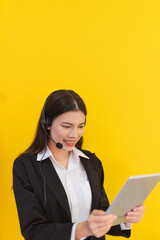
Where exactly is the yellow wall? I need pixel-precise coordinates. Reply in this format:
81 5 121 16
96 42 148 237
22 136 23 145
0 0 160 239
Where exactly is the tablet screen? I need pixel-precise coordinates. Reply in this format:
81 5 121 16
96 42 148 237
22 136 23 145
106 173 160 226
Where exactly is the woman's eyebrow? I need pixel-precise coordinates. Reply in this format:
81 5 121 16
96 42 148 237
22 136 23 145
62 122 72 125
79 122 86 125
62 121 86 125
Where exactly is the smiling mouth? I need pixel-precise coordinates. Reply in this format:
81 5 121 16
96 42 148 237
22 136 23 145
63 140 77 146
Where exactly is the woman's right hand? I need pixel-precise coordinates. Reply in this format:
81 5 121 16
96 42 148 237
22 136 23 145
87 210 117 238
76 210 117 239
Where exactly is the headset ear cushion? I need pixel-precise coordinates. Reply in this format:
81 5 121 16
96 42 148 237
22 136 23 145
41 118 45 129
45 116 52 128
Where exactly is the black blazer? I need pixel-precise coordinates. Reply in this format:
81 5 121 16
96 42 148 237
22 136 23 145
13 149 131 240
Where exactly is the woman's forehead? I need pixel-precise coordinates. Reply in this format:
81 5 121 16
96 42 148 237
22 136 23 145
54 111 85 122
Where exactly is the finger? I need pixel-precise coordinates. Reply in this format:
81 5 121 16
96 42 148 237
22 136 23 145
96 223 113 233
126 217 143 223
126 213 144 223
98 215 117 226
127 205 145 216
126 213 144 219
105 215 117 224
133 204 145 212
90 214 117 225
92 210 106 216
91 223 113 237
126 214 144 222
127 211 144 217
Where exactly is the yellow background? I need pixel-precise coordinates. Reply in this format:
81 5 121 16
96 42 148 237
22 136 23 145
0 0 160 239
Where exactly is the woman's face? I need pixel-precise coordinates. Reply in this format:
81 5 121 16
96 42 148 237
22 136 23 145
47 110 86 151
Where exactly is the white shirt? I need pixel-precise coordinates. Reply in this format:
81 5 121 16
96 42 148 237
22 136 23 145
37 147 131 240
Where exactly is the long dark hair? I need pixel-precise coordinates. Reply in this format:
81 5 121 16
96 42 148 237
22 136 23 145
20 90 87 156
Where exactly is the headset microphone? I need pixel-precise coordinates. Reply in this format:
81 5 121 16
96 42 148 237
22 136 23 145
56 142 63 149
41 120 63 149
46 131 63 149
47 134 63 149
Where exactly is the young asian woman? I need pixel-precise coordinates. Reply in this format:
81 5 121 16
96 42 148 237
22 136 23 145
13 90 145 240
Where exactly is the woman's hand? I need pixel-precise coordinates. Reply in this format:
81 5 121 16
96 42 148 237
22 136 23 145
76 210 117 239
125 204 145 223
87 210 117 238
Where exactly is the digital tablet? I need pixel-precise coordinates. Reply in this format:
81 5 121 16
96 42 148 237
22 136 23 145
106 173 160 226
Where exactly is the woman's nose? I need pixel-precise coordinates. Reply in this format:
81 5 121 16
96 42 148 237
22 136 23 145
68 128 78 138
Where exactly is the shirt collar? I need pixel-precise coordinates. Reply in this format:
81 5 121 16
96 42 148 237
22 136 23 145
36 147 89 161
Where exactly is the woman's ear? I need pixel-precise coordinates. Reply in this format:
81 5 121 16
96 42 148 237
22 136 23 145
45 116 52 129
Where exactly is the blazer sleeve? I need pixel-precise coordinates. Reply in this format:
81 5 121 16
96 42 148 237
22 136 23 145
96 155 131 238
13 157 73 240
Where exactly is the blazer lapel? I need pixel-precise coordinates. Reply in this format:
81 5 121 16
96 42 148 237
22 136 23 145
39 155 100 220
40 158 71 221
80 157 100 211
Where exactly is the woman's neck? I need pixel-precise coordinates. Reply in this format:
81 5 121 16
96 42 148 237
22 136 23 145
48 141 71 168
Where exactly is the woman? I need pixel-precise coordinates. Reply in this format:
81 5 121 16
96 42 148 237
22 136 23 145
13 90 145 240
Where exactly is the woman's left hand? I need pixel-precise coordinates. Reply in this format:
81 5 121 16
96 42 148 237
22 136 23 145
125 204 145 223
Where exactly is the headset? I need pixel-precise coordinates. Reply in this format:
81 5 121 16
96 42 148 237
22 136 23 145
39 92 63 206
41 93 53 130
41 92 63 149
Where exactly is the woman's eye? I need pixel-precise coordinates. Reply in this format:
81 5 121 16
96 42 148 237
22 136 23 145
62 125 84 129
79 125 84 128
